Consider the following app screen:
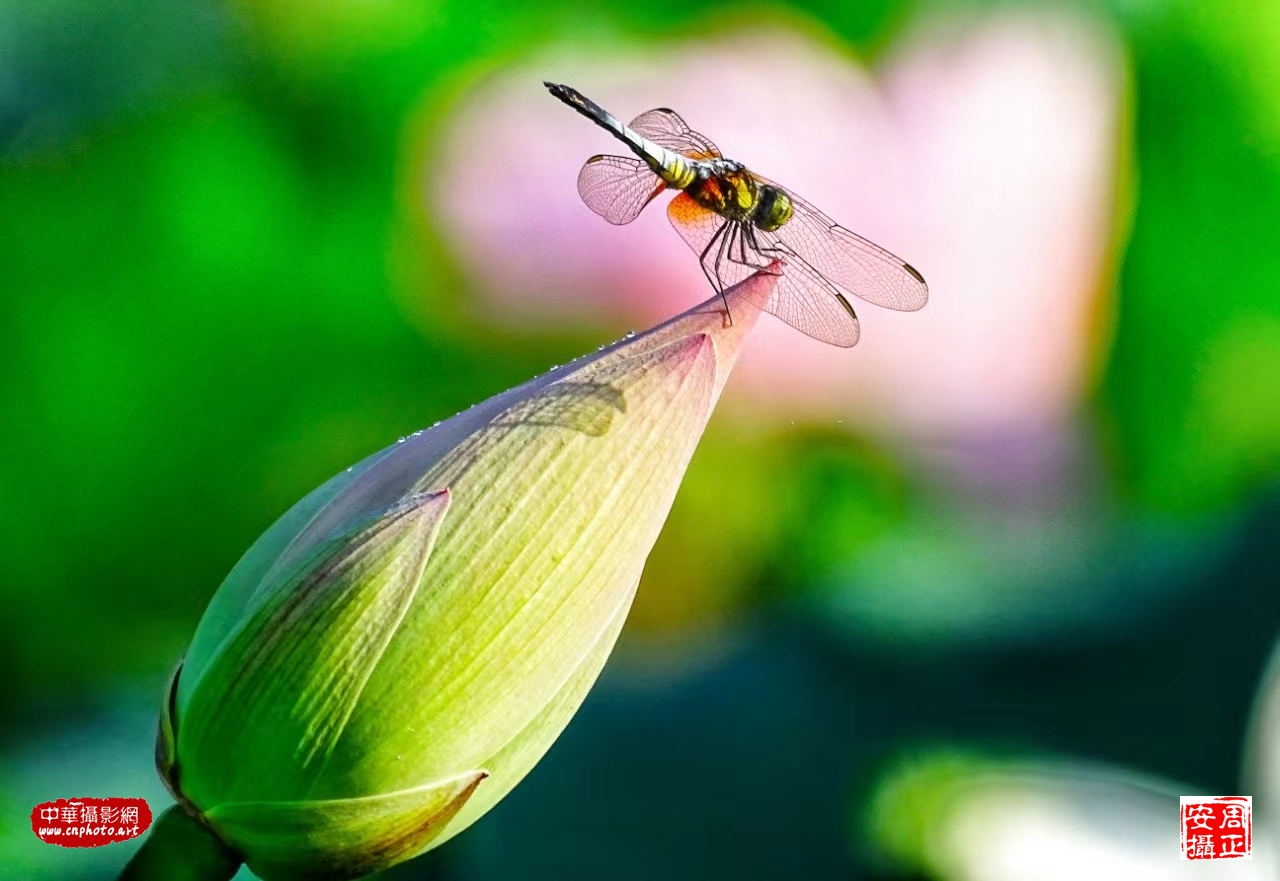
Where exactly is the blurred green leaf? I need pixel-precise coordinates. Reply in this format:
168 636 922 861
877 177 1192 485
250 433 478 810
1102 2 1280 512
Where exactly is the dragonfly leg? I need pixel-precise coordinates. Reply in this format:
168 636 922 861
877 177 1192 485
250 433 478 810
734 223 756 268
732 225 780 274
745 225 786 270
697 222 728 295
715 224 781 322
699 221 733 326
717 225 736 324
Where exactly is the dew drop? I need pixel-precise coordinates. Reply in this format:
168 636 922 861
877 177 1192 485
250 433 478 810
396 437 406 444
624 330 636 339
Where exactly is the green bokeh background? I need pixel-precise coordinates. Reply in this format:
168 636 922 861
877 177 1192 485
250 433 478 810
2 0 1278 878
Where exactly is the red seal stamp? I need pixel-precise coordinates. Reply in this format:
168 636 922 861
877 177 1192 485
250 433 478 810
30 797 152 848
1180 796 1251 860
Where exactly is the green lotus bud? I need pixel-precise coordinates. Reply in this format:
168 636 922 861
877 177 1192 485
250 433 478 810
133 270 778 881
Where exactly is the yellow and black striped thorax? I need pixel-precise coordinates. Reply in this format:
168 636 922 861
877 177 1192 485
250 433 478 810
687 161 795 231
686 160 759 221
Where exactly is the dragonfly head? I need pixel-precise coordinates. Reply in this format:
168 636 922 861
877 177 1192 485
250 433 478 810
753 185 794 232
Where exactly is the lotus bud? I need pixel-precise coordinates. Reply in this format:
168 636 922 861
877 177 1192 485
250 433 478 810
131 269 778 881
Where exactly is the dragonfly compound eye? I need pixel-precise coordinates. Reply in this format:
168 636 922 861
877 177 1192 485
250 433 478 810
753 186 794 232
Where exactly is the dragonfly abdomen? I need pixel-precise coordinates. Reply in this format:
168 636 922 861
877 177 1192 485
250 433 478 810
545 82 696 189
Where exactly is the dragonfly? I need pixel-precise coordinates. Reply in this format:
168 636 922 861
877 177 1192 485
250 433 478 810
545 82 928 347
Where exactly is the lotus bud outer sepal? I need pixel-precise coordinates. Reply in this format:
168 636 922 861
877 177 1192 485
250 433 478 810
135 269 778 881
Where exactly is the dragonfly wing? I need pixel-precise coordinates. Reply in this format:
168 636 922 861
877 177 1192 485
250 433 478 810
754 176 928 312
669 192 761 290
669 196 859 346
667 191 726 263
734 226 861 347
630 108 721 160
577 155 665 225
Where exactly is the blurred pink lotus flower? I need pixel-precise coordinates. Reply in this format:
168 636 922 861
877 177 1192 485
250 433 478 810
430 9 1124 439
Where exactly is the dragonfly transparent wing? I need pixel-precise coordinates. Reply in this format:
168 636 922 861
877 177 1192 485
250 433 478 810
629 108 721 160
753 175 928 312
668 193 860 347
668 192 755 291
577 155 666 225
667 191 728 270
735 225 860 346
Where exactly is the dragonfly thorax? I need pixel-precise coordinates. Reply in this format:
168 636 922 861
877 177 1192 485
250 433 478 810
686 160 794 231
687 161 756 222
